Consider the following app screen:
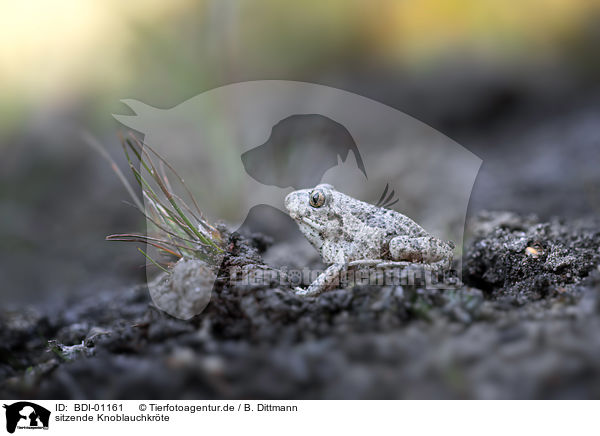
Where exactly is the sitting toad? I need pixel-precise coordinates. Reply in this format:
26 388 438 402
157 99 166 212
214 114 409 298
284 184 454 296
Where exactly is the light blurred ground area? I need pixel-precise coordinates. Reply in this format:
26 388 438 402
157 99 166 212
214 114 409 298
1 0 600 305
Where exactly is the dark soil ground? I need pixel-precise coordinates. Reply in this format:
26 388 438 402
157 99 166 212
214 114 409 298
2 211 600 399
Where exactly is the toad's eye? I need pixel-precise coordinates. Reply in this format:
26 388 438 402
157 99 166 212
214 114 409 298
309 189 326 208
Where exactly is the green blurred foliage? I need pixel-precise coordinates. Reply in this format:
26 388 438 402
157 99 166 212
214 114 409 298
0 0 599 137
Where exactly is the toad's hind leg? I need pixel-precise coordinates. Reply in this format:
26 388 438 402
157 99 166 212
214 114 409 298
295 263 347 297
389 235 453 266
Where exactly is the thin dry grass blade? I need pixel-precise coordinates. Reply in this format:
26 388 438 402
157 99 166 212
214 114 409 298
138 247 170 274
83 130 144 211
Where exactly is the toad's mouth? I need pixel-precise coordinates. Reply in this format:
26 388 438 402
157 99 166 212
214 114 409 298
295 216 324 232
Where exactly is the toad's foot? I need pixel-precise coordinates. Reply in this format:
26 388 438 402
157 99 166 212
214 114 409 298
294 263 347 297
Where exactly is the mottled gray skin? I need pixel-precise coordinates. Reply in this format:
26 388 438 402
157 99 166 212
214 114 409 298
284 184 454 296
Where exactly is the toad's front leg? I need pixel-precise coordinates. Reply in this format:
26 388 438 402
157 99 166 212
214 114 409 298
295 263 347 297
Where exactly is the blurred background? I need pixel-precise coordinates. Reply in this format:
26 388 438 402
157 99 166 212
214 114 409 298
1 0 600 306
